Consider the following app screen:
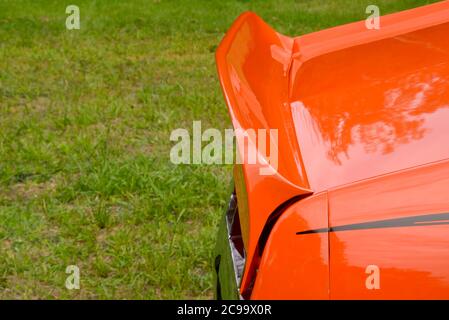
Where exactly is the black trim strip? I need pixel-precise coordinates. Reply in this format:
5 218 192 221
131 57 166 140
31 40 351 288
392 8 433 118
296 212 449 235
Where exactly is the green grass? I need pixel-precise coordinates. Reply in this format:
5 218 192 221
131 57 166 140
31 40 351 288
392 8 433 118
0 0 440 299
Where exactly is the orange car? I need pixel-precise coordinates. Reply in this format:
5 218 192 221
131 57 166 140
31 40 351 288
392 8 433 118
214 1 449 300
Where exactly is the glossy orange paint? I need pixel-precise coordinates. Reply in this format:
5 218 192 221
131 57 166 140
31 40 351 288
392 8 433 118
328 159 449 299
251 193 329 299
291 11 449 192
216 1 449 299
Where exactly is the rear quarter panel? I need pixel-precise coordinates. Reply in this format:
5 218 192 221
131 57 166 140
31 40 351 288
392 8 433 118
329 159 449 299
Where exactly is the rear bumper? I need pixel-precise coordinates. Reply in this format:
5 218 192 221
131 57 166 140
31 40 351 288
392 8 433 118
214 194 244 300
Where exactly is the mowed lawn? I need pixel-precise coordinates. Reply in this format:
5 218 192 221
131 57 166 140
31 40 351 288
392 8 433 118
0 0 439 299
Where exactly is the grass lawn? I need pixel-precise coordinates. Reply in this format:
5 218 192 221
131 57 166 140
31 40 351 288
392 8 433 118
0 0 439 299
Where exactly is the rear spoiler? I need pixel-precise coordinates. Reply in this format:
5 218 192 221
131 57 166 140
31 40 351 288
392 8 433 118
215 12 312 296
